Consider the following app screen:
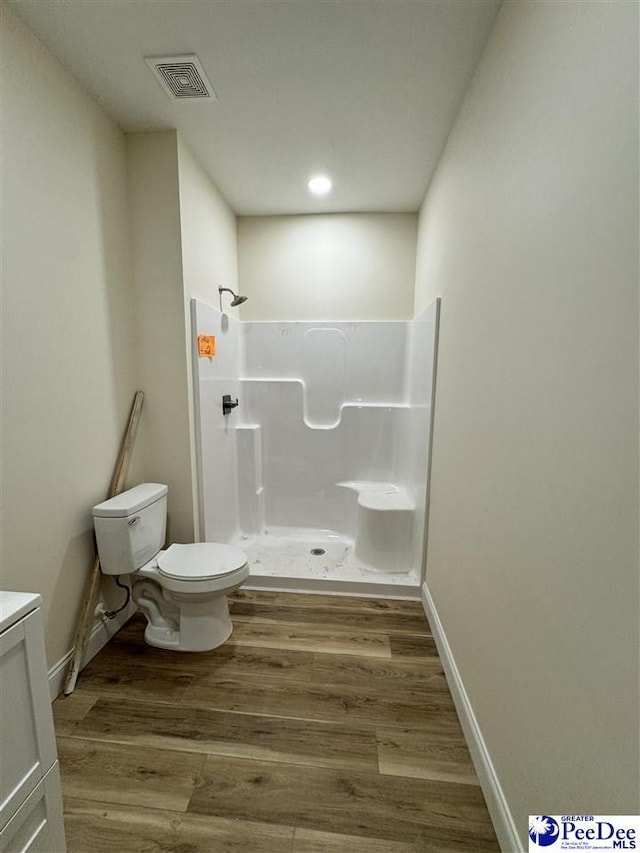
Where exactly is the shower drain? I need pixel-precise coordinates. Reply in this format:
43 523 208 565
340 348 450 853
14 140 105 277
310 548 326 556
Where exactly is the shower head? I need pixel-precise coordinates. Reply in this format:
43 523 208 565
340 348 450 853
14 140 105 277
219 286 248 309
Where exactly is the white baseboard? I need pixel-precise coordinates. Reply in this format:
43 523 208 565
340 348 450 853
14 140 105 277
48 601 137 700
421 582 522 853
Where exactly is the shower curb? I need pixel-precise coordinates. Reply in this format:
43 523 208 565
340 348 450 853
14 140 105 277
244 575 421 600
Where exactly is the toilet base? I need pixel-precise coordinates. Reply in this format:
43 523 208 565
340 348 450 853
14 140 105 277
138 589 234 652
144 618 232 652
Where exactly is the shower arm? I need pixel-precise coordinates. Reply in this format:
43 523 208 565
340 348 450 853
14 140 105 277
218 286 248 309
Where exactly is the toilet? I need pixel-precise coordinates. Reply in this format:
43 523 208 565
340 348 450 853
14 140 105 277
92 483 249 652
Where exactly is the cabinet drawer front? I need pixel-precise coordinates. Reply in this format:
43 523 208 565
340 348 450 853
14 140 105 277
0 764 66 853
0 611 57 829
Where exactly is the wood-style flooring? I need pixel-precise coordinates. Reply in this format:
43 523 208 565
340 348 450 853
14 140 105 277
53 590 499 852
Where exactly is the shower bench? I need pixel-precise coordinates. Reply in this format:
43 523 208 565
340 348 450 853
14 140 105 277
336 481 414 573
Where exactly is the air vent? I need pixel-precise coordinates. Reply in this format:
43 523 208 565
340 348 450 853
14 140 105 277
145 55 216 100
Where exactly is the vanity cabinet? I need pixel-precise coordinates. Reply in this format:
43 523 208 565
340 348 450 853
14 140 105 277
0 593 66 852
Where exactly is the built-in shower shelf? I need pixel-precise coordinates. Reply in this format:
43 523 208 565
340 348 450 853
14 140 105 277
239 378 410 430
336 480 414 511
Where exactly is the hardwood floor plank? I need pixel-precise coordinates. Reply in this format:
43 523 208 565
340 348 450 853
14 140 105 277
111 641 444 692
230 602 431 636
209 643 315 680
311 651 447 691
377 725 479 786
188 754 500 850
52 692 98 727
390 634 439 659
76 656 195 703
93 636 315 682
70 697 379 772
230 620 392 657
183 673 456 728
233 589 424 615
63 798 296 853
292 827 423 852
57 736 204 812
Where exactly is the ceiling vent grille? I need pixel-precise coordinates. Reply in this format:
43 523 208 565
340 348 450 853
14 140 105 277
145 55 216 100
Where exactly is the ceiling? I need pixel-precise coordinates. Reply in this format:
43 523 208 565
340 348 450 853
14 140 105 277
9 0 500 216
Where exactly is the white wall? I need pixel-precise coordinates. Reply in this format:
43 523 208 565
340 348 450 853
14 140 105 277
176 138 239 538
415 0 639 844
0 6 143 667
126 131 195 544
127 133 240 544
177 138 239 310
238 213 417 321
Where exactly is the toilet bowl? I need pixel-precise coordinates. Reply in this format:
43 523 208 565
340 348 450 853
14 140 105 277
92 484 249 652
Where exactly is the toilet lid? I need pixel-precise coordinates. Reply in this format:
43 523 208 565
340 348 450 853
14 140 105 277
157 543 247 581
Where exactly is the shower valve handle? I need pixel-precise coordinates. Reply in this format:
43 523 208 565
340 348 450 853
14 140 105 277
222 394 239 416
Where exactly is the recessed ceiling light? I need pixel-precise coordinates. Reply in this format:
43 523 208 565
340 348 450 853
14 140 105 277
308 175 332 196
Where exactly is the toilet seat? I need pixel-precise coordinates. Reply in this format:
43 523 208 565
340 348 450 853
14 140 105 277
157 543 247 581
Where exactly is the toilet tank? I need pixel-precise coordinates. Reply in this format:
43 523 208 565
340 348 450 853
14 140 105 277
92 483 168 576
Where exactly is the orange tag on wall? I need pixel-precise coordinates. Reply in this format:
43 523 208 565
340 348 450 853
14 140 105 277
198 335 216 357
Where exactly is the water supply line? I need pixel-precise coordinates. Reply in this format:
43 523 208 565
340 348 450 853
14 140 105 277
101 576 131 620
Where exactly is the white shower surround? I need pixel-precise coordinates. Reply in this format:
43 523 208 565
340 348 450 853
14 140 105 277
191 299 438 596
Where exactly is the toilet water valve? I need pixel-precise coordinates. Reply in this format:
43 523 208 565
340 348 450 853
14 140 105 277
94 603 109 621
222 394 239 416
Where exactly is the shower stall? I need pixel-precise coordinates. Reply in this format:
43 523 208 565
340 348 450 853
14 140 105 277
191 297 439 597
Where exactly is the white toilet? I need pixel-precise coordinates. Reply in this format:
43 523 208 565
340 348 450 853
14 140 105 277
92 483 249 652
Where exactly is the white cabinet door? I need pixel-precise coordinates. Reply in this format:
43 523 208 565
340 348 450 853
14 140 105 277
0 764 66 853
0 610 58 831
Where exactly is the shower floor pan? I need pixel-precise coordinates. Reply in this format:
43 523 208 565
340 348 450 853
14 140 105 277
232 528 420 599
